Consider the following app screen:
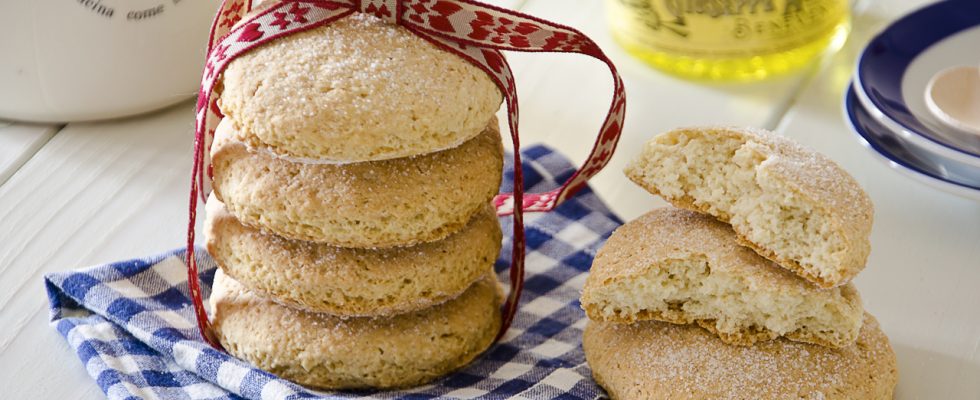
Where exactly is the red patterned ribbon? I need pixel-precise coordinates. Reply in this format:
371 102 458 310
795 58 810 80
187 0 625 349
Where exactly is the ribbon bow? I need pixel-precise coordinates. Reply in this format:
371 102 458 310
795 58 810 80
187 0 625 349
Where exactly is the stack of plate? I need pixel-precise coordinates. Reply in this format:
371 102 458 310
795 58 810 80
845 0 980 200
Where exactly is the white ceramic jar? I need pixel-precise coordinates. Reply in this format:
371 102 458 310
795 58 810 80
0 0 219 122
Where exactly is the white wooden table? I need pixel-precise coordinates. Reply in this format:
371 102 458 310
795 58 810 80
2 0 978 398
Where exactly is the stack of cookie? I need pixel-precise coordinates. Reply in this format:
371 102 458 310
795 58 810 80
581 127 898 399
202 14 506 390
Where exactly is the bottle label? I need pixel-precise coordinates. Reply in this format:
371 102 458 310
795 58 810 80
609 0 848 58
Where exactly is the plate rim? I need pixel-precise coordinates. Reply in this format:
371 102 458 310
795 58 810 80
854 0 980 160
852 81 980 168
844 83 980 200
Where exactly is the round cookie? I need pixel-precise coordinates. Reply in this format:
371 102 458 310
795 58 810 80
210 117 503 247
205 194 502 317
210 269 502 390
583 314 897 400
219 12 503 162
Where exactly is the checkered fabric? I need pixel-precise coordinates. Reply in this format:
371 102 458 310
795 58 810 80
45 145 623 400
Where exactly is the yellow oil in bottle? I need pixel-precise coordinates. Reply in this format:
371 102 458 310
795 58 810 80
607 0 851 81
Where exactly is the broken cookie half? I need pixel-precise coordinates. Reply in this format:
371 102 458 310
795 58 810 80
624 126 873 288
581 208 864 349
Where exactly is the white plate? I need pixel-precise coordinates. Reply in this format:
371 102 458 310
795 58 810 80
853 0 980 167
845 84 980 201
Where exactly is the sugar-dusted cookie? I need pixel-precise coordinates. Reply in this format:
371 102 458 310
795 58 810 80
210 117 503 247
581 208 864 348
205 195 501 317
625 127 874 288
220 13 502 162
583 314 897 400
210 270 501 390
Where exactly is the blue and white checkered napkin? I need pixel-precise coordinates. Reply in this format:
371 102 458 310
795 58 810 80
45 145 623 400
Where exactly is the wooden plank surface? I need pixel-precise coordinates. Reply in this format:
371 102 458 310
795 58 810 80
0 103 200 399
0 122 59 186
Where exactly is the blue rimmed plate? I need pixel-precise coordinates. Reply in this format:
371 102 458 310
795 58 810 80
854 0 980 167
845 84 980 201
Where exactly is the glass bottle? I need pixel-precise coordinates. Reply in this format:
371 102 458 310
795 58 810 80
607 0 851 81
